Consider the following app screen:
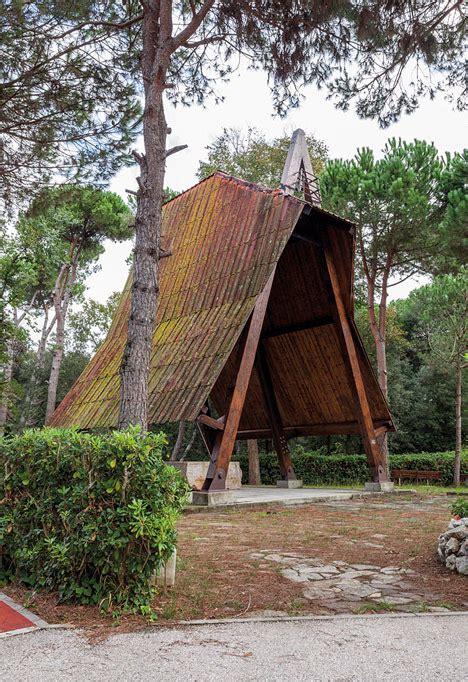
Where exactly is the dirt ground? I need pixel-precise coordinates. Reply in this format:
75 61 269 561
4 493 467 636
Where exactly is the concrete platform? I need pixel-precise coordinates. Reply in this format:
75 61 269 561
188 485 382 510
276 479 303 489
192 490 235 507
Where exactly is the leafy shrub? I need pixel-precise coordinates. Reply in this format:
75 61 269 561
451 497 468 518
0 426 189 614
232 450 467 486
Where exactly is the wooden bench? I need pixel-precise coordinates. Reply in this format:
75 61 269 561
391 469 442 484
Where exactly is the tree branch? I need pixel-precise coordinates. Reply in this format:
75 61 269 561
171 0 215 51
49 14 143 41
185 34 226 48
165 144 188 158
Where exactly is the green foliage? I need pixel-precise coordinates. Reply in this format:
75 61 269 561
0 426 189 614
451 498 468 518
19 185 133 269
321 139 443 294
354 303 409 364
436 150 468 274
388 453 467 486
402 270 467 373
1 1 141 213
198 127 328 186
233 450 467 487
67 293 121 354
0 187 133 432
1 0 464 216
0 230 37 360
354 298 463 455
389 364 457 454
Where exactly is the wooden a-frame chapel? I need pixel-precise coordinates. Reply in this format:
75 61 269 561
51 129 394 493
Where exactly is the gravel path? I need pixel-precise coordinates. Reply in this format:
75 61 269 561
1 613 467 681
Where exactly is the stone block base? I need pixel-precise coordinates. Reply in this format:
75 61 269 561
170 461 242 490
192 490 235 507
277 479 303 489
365 481 395 492
156 549 177 587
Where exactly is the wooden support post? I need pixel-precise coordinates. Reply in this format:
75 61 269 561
195 407 222 491
205 270 276 491
201 430 224 491
198 413 225 431
321 231 388 482
256 342 297 481
247 439 261 485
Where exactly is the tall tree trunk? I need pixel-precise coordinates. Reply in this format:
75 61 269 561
374 335 388 398
453 364 462 487
171 420 186 461
181 424 197 461
118 9 169 430
366 259 392 476
20 304 55 428
0 339 14 434
118 2 215 430
247 439 261 485
45 310 66 423
45 257 78 424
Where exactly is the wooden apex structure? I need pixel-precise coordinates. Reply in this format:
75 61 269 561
51 130 394 492
280 128 321 206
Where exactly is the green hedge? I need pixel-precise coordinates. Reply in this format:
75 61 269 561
233 450 467 486
0 427 189 614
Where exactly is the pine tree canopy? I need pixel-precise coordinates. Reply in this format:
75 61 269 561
1 1 466 213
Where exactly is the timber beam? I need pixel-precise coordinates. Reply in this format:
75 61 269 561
197 413 225 431
291 232 322 248
256 342 297 481
261 315 333 340
202 269 276 492
320 228 388 482
237 420 393 440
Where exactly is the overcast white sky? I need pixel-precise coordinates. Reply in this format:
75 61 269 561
86 65 466 304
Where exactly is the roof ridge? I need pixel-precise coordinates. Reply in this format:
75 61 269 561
163 170 283 207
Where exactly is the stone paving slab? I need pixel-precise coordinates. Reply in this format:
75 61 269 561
251 550 441 613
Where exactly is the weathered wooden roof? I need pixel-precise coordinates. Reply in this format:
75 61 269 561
51 171 393 434
51 172 304 427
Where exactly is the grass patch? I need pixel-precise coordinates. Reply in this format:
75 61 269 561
355 601 397 614
289 598 307 614
396 484 468 495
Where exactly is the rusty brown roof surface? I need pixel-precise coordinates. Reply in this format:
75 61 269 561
51 172 305 428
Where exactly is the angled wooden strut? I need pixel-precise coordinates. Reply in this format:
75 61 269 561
200 269 276 492
280 128 321 206
321 229 388 482
256 342 297 481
